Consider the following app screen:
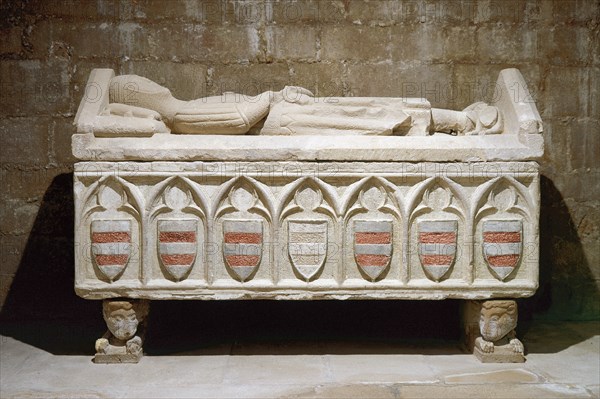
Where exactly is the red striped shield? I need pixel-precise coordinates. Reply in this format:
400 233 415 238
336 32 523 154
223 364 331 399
483 220 522 280
354 220 392 281
157 219 197 281
418 220 458 281
91 219 131 281
288 220 328 281
223 220 263 282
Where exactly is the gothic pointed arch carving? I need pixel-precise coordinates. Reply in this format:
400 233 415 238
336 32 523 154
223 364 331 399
148 176 209 220
82 175 143 221
472 176 534 282
212 176 274 223
278 177 338 282
341 177 402 282
278 177 338 221
341 176 403 221
81 176 143 283
212 176 273 283
472 176 533 223
406 176 467 282
406 176 467 223
147 176 208 282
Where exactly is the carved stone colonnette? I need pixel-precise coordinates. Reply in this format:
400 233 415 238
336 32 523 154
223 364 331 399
73 68 543 363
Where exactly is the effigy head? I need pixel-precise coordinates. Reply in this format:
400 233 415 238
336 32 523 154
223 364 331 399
479 300 518 342
102 300 149 341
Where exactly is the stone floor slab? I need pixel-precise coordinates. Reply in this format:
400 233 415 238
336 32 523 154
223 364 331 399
425 353 539 379
1 320 598 399
283 383 398 398
327 354 438 384
127 356 229 387
526 335 600 386
397 383 594 398
222 355 330 385
444 368 541 384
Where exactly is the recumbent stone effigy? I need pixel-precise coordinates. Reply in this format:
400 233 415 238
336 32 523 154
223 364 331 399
72 68 542 363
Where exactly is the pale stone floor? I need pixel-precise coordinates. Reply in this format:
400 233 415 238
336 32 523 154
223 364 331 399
1 320 598 399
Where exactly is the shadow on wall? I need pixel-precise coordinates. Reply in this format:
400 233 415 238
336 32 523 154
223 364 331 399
0 173 92 320
0 174 597 356
522 175 600 320
518 175 600 352
0 173 103 354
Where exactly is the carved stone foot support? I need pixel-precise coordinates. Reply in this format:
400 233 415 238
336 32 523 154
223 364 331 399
462 300 525 363
94 299 149 364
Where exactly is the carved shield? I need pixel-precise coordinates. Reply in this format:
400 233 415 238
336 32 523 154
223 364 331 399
418 220 458 281
288 220 327 281
157 219 197 281
483 220 522 280
223 220 263 281
91 219 131 281
354 220 392 281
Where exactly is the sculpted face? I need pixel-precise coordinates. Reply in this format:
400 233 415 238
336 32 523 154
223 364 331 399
479 300 517 342
106 307 138 341
103 300 147 341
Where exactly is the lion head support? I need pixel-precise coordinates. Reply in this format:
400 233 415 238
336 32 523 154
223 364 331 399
479 300 518 343
102 300 149 342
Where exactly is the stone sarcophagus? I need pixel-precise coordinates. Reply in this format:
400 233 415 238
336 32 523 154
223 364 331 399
73 68 542 363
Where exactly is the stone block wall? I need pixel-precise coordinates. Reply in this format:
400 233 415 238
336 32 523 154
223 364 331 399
1 0 598 320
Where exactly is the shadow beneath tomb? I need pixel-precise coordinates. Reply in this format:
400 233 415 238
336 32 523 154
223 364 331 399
0 174 597 357
143 299 463 356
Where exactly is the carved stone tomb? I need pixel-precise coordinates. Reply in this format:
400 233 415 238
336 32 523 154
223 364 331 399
73 68 542 363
